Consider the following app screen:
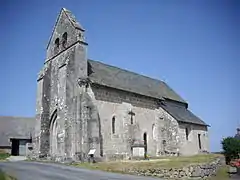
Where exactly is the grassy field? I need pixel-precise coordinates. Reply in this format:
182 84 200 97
72 154 223 173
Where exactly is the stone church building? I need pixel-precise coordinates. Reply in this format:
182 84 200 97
32 8 209 161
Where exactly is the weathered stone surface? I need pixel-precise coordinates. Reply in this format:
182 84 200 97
126 158 223 179
191 166 202 177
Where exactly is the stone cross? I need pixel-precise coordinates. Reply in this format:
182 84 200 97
128 110 135 124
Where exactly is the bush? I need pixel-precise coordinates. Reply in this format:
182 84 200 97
221 137 240 164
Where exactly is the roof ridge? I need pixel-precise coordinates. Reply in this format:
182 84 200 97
88 59 165 84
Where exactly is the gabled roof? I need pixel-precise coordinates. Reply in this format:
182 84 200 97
87 59 208 126
88 59 187 104
160 101 208 126
0 116 35 146
46 8 84 50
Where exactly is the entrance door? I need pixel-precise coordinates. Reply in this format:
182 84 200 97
11 139 19 156
50 110 58 155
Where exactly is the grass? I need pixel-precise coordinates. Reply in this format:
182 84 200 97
72 154 223 173
0 150 16 180
0 171 16 180
209 165 230 180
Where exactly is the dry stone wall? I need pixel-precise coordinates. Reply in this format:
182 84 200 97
127 158 224 179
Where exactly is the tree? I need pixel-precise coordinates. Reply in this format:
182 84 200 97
222 137 240 164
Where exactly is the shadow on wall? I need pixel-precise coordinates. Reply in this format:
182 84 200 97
91 84 158 110
97 113 103 157
84 92 103 158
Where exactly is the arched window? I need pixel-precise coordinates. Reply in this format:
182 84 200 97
54 38 60 53
185 127 189 140
143 132 147 145
62 32 68 48
152 123 157 140
143 132 147 159
112 116 115 134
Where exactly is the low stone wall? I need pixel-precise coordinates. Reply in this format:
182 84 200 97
128 158 224 179
0 148 11 154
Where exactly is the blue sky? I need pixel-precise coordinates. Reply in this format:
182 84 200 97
0 0 239 152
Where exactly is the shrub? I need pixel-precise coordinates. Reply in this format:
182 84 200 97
221 137 240 164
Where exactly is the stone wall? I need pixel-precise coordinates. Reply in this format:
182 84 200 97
88 84 209 159
0 148 11 154
178 123 209 156
46 9 84 60
90 84 181 159
127 158 223 179
33 8 89 161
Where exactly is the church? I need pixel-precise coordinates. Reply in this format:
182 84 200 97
32 8 209 162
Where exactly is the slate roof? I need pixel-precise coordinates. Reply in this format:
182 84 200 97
88 60 186 104
88 59 208 126
0 116 35 147
160 101 208 126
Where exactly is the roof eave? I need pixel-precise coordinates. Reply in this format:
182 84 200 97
160 105 209 127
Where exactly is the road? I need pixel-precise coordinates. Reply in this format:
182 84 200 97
0 161 159 180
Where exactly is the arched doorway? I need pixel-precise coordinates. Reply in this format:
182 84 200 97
50 110 58 155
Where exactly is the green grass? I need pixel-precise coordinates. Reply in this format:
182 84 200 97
72 154 223 173
209 165 230 180
0 154 10 161
0 151 14 179
0 171 16 180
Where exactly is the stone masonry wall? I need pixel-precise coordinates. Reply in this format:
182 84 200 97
178 123 209 156
89 84 181 159
127 157 223 179
46 10 83 60
34 8 88 161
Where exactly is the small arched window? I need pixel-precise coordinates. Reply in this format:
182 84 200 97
185 127 189 140
143 132 147 145
62 32 68 48
152 124 157 140
54 38 60 53
112 116 115 134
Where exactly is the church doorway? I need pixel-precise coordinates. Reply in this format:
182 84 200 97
143 132 147 158
50 110 58 155
11 139 19 156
